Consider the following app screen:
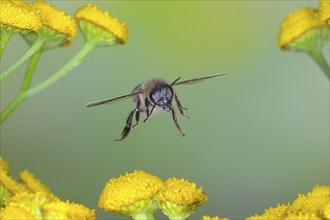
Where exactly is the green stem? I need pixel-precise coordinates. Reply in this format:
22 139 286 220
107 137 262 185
19 47 43 93
0 31 12 59
0 40 96 124
307 49 330 80
0 37 44 81
26 40 96 97
0 93 27 124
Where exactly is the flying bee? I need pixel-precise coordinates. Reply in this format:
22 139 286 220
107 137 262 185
86 73 225 141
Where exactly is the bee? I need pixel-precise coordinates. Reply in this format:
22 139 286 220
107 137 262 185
86 73 225 141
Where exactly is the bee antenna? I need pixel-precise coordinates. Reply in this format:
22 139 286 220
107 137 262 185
170 77 181 86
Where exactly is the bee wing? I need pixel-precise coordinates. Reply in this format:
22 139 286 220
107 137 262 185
173 73 226 86
86 92 142 107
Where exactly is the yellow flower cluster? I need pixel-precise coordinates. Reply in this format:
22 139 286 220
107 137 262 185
277 0 330 79
246 185 330 220
41 201 96 220
0 156 95 220
99 170 164 215
156 178 207 206
0 0 77 43
278 8 325 49
0 203 38 220
0 157 10 173
33 0 77 43
319 0 330 24
0 0 42 32
0 0 127 47
99 170 208 220
278 1 330 49
75 4 128 44
202 215 230 220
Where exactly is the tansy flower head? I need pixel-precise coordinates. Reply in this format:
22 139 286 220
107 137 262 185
156 178 208 220
286 185 330 216
319 200 330 219
19 170 55 197
0 186 11 207
0 168 29 194
202 215 230 220
0 0 42 32
98 170 163 218
30 0 77 46
246 185 330 219
0 203 38 220
278 7 327 50
40 201 96 220
0 157 10 173
75 4 128 45
246 204 289 220
4 192 59 218
319 0 330 24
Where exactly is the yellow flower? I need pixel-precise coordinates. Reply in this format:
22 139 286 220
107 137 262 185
0 186 11 207
98 170 163 218
319 0 330 24
202 215 230 220
0 0 42 32
0 157 10 173
156 178 208 220
0 203 39 220
278 7 325 49
284 213 321 220
319 200 330 219
40 201 96 220
32 0 77 45
0 168 29 194
246 204 289 220
4 192 59 218
246 185 330 219
19 170 56 198
286 185 330 216
75 4 128 44
277 6 330 78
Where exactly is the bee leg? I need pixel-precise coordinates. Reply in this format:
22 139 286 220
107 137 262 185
171 108 185 137
144 104 157 123
143 98 151 123
115 110 135 141
174 94 189 119
132 99 141 128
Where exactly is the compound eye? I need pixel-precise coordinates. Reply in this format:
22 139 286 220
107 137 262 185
165 87 173 100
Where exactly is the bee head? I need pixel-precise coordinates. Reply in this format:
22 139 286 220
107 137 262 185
150 85 173 112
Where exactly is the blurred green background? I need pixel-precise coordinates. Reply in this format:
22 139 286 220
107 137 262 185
1 1 329 219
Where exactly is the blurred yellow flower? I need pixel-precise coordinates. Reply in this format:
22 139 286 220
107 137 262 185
0 158 95 219
277 5 330 79
0 0 42 32
41 201 96 220
19 170 55 197
319 200 330 219
98 170 163 218
32 0 77 45
246 185 330 220
156 178 208 220
0 168 29 194
202 215 230 220
75 4 128 44
0 157 10 173
278 7 325 49
4 192 59 218
0 203 39 220
286 185 330 216
246 204 289 220
319 0 330 24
